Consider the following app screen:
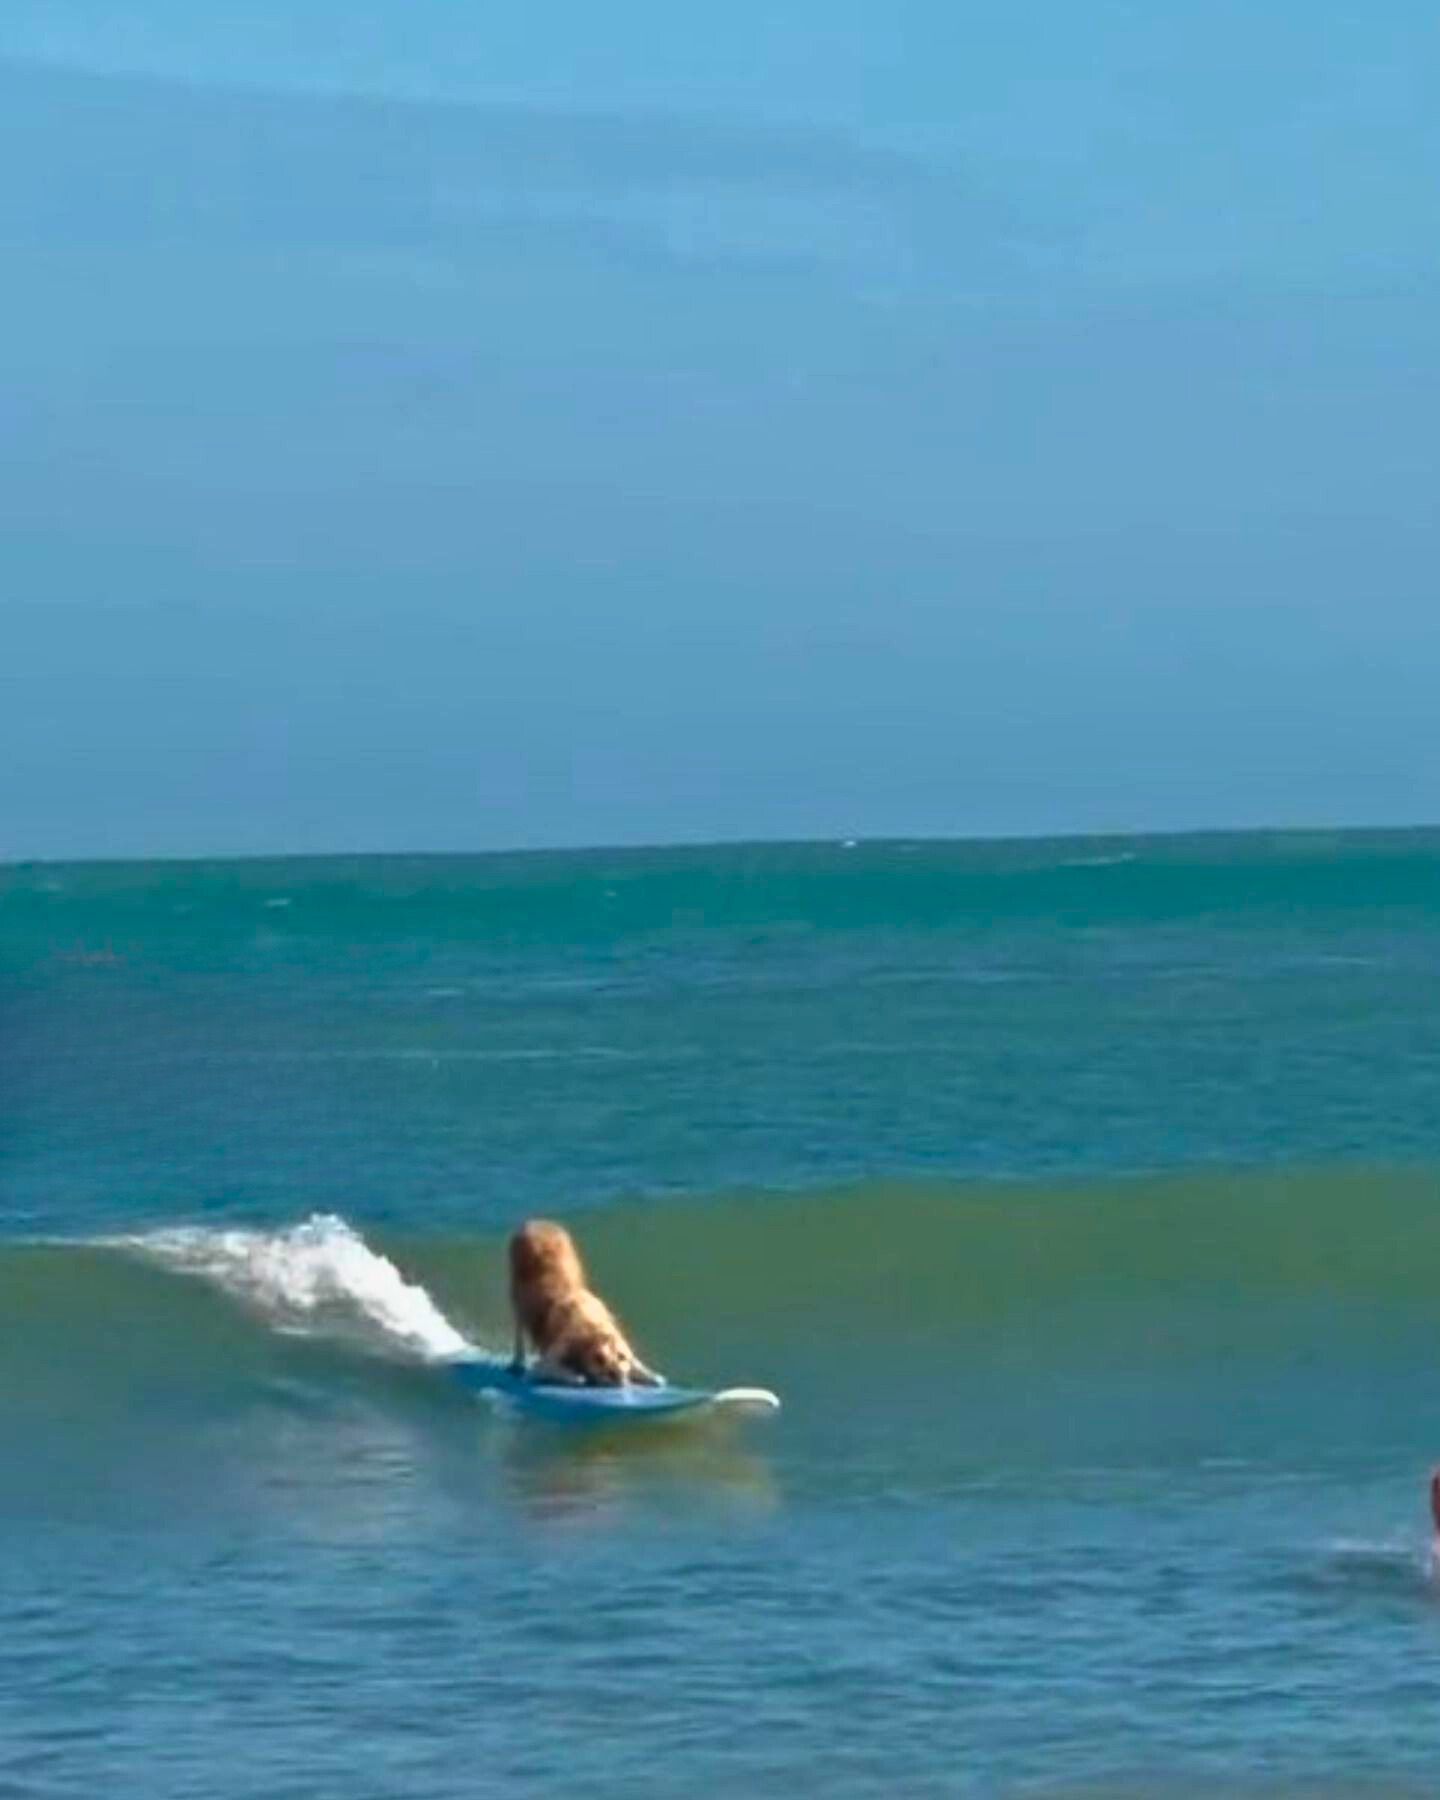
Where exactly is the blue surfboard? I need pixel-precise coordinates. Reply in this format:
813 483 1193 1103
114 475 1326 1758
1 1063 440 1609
447 1356 779 1423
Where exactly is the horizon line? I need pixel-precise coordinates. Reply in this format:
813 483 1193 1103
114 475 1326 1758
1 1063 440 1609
6 817 1439 876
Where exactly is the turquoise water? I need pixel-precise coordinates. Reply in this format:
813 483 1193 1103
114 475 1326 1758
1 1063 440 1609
4 831 1440 1795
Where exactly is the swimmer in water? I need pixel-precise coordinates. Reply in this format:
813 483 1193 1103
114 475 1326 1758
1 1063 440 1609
1430 1470 1440 1565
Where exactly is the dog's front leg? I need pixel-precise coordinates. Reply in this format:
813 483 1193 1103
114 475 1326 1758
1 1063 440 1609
509 1320 528 1376
630 1359 666 1387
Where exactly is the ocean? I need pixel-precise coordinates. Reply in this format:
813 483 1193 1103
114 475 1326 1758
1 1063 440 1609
4 830 1440 1796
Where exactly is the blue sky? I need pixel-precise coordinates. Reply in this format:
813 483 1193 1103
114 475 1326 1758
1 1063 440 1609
2 3 1436 858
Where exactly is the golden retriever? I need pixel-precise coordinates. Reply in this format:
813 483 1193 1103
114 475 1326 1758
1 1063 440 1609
508 1219 664 1387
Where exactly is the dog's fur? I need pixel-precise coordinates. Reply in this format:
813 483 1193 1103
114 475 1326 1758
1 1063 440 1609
508 1219 663 1387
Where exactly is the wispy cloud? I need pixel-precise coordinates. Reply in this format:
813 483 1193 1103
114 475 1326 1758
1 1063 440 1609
0 57 1047 286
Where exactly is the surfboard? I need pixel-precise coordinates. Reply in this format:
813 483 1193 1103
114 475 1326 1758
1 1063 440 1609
446 1356 779 1423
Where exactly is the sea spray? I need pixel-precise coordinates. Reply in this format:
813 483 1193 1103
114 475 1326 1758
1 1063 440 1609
113 1214 476 1361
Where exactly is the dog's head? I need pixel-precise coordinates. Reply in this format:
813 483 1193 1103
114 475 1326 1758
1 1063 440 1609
571 1331 636 1387
589 1342 630 1386
509 1219 584 1290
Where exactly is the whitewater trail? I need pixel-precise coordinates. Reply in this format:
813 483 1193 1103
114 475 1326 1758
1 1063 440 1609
111 1214 478 1362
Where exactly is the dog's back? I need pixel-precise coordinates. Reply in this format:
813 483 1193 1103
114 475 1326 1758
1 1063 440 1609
508 1218 587 1339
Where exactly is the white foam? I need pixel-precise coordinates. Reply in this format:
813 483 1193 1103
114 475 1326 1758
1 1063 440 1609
115 1213 475 1362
